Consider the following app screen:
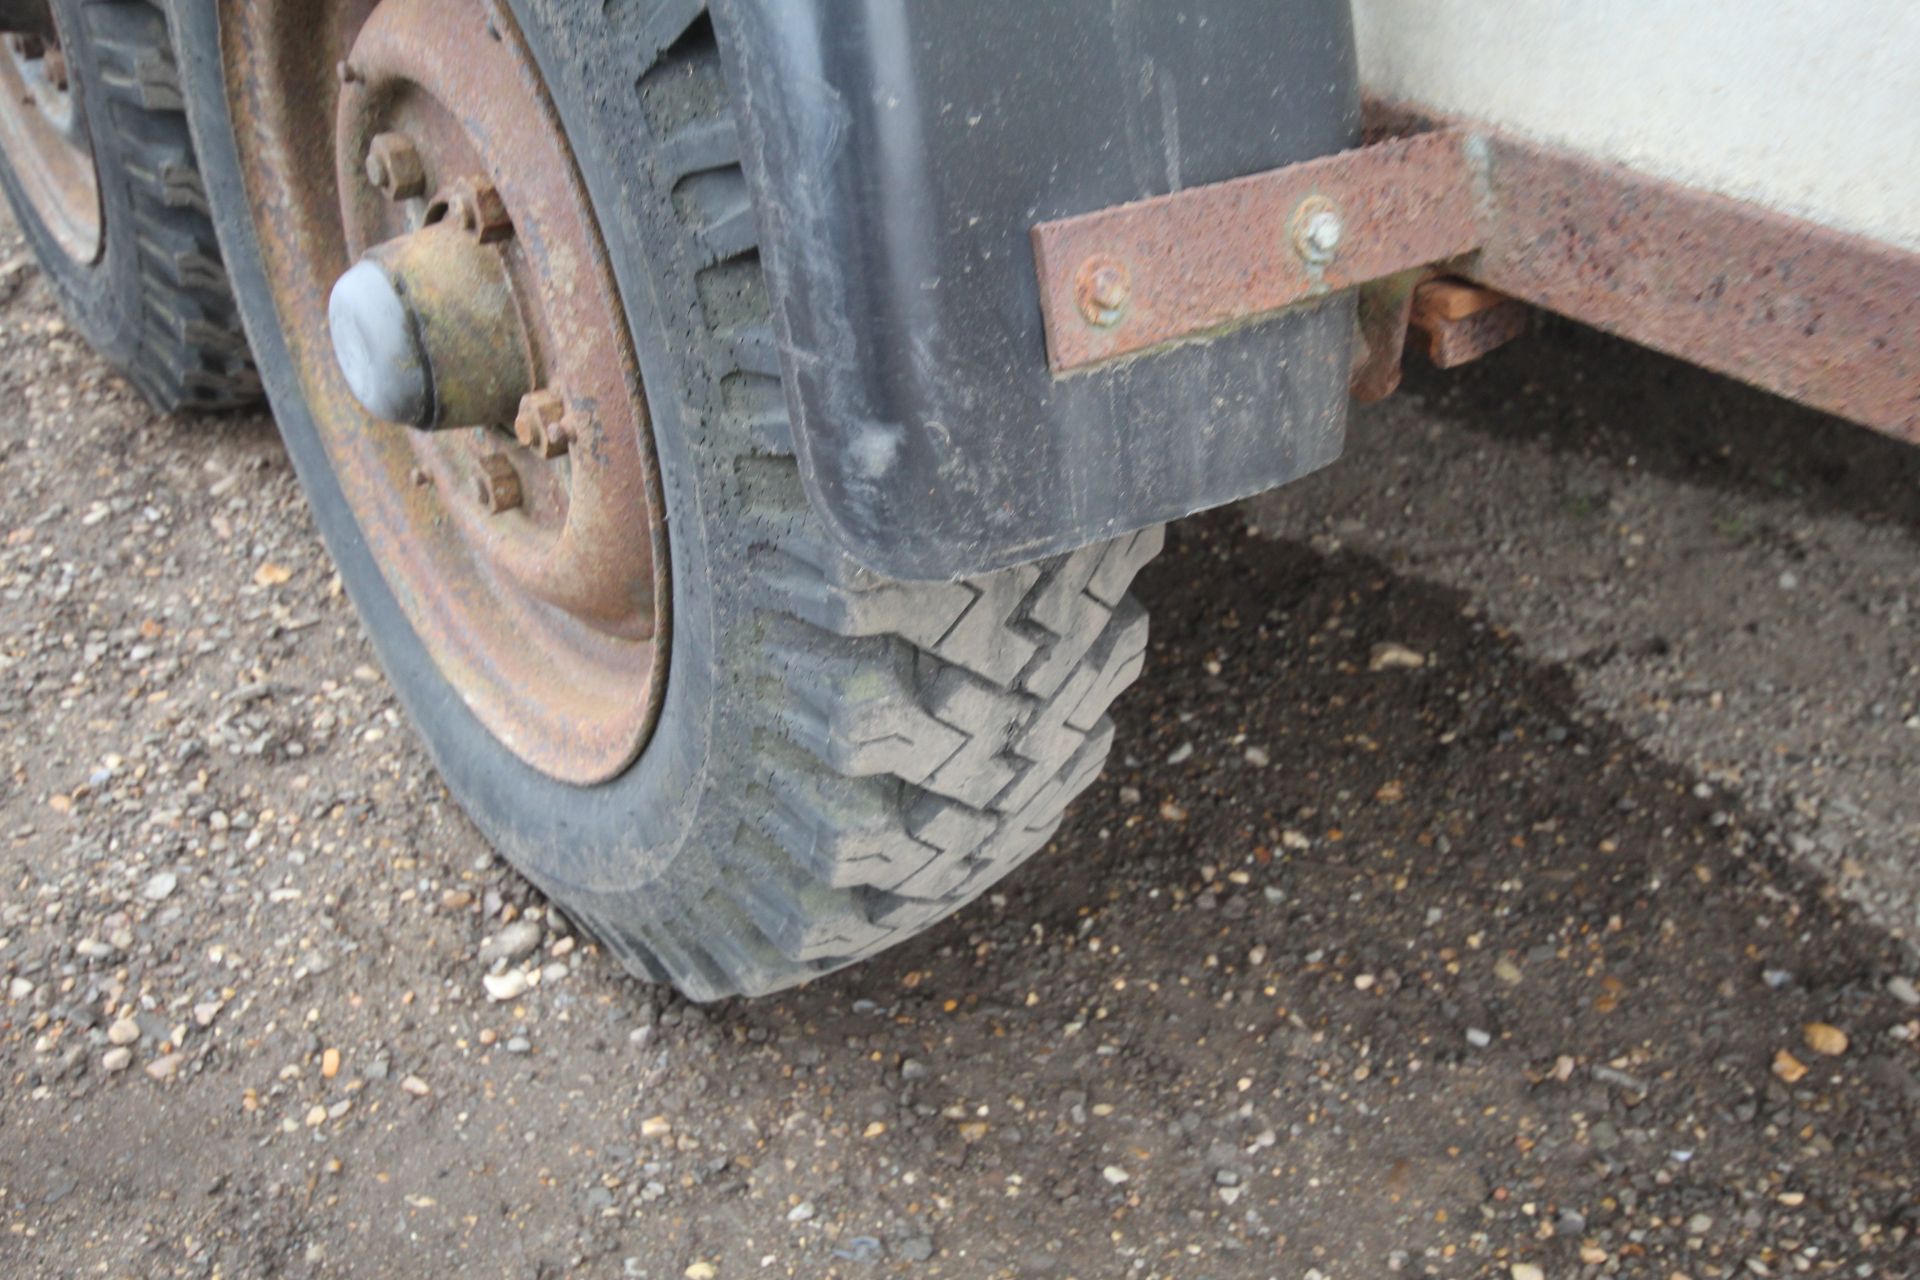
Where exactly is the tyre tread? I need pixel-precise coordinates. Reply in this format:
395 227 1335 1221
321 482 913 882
562 3 1162 998
79 0 257 410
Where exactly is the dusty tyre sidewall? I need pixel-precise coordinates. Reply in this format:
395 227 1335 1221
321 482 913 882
170 0 734 902
0 0 145 380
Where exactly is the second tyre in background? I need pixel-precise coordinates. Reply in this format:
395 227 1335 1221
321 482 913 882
0 0 254 410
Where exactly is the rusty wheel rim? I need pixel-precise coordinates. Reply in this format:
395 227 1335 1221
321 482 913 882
0 14 100 263
221 0 669 785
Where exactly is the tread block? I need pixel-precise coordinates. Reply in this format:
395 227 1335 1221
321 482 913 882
927 566 1043 686
903 792 998 863
674 167 757 265
762 557 969 650
153 157 209 210
719 372 796 455
1087 525 1167 606
638 0 709 62
772 644 969 785
757 770 942 890
732 830 900 962
883 846 978 900
993 601 1145 811
917 667 1026 808
656 117 741 182
1062 598 1150 733
723 323 782 378
1017 570 1113 699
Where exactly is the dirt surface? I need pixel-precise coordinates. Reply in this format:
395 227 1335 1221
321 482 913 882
4 209 1919 1280
1249 327 1920 948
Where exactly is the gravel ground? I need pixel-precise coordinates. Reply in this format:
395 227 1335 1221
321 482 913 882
1248 326 1920 946
3 207 1919 1280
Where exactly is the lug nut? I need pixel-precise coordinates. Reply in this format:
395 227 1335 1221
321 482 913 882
513 389 571 458
474 454 523 513
446 175 512 244
1074 255 1132 328
365 132 425 201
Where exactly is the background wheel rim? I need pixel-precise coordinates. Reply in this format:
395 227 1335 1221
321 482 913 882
219 0 670 786
0 11 101 263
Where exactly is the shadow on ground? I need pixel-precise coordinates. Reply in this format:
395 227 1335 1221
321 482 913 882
1400 318 1920 538
680 513 1920 1276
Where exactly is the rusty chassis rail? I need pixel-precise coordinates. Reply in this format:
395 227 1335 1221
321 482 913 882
1032 109 1919 443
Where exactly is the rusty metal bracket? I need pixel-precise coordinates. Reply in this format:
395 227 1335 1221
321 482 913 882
1458 131 1919 442
1035 107 1920 441
1031 129 1483 374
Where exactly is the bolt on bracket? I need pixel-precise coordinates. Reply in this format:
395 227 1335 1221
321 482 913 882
1034 105 1920 440
1030 128 1483 375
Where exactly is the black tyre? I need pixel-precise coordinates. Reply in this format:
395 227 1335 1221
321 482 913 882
0 0 254 410
172 0 1159 999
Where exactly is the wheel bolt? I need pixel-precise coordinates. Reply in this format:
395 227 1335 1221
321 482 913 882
474 454 523 513
446 175 512 244
513 389 571 458
365 132 425 201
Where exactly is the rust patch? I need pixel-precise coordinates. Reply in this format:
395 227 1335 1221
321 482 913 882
1032 129 1484 373
1460 132 1920 442
222 0 670 785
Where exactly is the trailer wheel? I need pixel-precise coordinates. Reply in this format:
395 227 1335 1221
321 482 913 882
172 0 1159 999
0 0 254 409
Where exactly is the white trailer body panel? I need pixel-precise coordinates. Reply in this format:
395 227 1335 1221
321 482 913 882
1350 1 1920 252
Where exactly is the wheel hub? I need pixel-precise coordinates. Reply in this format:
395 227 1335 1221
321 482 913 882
328 219 533 430
222 0 670 784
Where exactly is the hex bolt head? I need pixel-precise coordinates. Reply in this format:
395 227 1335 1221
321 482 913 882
1074 255 1132 328
1291 197 1344 265
447 176 513 244
1302 210 1342 257
513 389 571 458
365 133 426 201
474 454 523 513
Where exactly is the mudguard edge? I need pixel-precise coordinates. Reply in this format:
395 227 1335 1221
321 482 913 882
712 0 1361 580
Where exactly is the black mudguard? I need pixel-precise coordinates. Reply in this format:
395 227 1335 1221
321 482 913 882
713 0 1360 580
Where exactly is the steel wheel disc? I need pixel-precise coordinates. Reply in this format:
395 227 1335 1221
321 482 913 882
0 15 100 263
220 0 669 785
